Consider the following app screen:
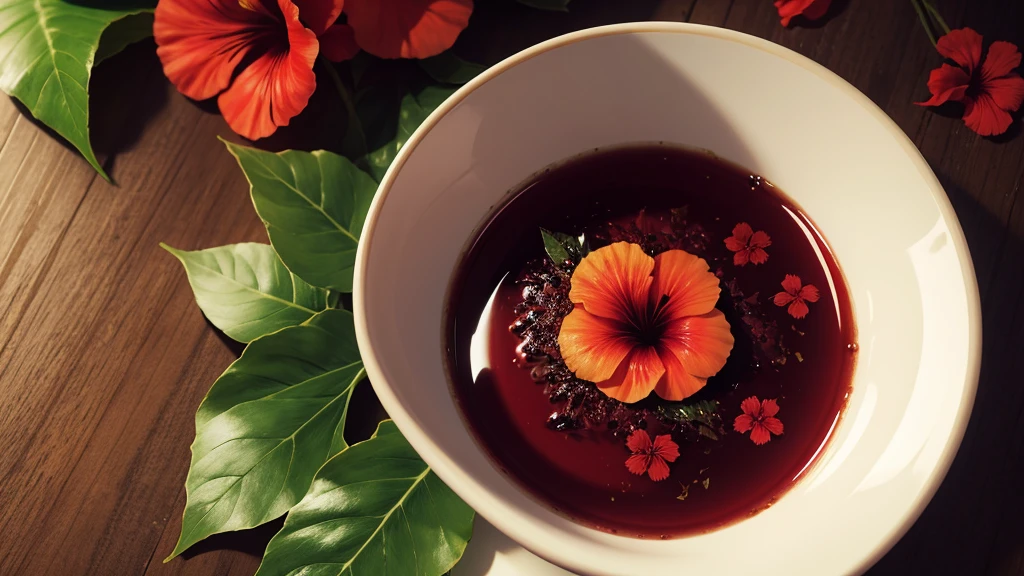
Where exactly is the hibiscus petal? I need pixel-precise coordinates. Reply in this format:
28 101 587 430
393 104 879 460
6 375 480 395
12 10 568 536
345 0 474 59
936 28 984 74
293 0 344 35
787 299 810 319
319 23 361 62
984 75 1024 112
733 413 755 433
650 250 720 319
626 429 652 453
652 435 680 462
963 93 1014 137
647 457 671 482
917 64 971 107
750 423 772 445
557 307 634 384
625 454 651 476
761 398 780 418
780 274 803 296
800 0 831 21
154 0 277 101
659 308 734 379
596 346 665 404
740 396 761 417
799 284 820 302
654 344 708 401
981 41 1023 83
217 0 318 140
569 242 654 322
762 417 785 436
774 0 823 27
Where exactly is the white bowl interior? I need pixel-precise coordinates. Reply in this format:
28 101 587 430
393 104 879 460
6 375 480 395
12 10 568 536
355 24 980 576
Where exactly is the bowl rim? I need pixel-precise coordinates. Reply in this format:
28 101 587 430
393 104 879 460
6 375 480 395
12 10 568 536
353 21 982 575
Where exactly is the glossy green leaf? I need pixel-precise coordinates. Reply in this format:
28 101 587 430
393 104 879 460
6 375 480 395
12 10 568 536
225 141 378 293
419 51 486 85
166 310 365 559
161 242 329 343
0 0 156 177
256 420 475 576
94 12 154 65
518 0 571 11
365 85 455 182
540 228 584 267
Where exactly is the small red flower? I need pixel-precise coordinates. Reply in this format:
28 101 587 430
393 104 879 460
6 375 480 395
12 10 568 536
733 396 784 445
724 222 771 266
917 28 1024 137
773 274 819 319
774 0 831 27
625 429 680 482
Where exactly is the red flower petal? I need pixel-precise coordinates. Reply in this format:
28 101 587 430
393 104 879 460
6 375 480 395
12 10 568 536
626 429 652 453
732 250 750 266
626 453 651 476
652 434 680 462
984 75 1024 112
217 0 318 140
761 398 780 418
154 0 276 101
936 28 983 74
749 230 772 249
762 417 785 436
773 291 797 306
798 284 820 302
344 0 473 59
647 456 671 481
727 223 753 247
733 413 754 433
917 64 971 107
787 299 810 319
739 396 761 417
980 41 1023 83
749 423 772 445
774 0 830 27
293 0 344 35
748 247 769 265
963 92 1014 136
780 274 803 296
319 23 361 62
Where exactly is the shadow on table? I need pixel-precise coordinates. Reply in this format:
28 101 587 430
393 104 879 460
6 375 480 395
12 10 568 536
867 173 1024 575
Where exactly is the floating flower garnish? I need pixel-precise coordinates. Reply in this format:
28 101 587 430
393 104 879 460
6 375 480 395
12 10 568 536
557 242 734 403
724 222 771 266
775 0 831 27
773 274 820 319
916 28 1024 137
625 430 679 482
733 397 784 445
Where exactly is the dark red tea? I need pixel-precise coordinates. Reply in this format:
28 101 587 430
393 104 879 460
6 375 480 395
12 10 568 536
445 144 856 538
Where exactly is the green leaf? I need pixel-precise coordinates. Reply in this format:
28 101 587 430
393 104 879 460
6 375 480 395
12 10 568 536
0 0 156 178
364 85 455 182
419 51 486 85
161 242 329 343
658 399 722 430
95 12 153 65
256 420 475 576
540 228 583 266
518 0 571 11
166 309 366 560
224 141 378 293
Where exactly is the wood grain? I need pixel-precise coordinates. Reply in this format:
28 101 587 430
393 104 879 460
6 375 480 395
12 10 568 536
0 1 1021 574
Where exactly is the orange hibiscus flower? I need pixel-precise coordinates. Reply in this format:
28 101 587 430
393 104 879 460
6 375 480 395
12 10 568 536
154 0 473 140
557 242 734 404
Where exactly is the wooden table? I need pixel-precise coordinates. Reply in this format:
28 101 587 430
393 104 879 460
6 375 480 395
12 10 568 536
1 1 1021 574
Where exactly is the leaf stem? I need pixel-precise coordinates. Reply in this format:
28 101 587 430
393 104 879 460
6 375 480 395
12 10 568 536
911 0 938 47
921 0 951 35
319 56 368 160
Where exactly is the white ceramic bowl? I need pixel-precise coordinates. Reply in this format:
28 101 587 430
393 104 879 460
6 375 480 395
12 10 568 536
353 23 981 576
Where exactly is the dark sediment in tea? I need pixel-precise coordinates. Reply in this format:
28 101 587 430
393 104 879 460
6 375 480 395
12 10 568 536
446 144 856 538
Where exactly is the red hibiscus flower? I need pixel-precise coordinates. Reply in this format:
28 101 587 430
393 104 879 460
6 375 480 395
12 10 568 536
775 0 831 27
154 0 473 140
733 396 784 445
724 222 771 266
917 28 1024 137
773 274 819 319
625 429 680 481
557 242 735 404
